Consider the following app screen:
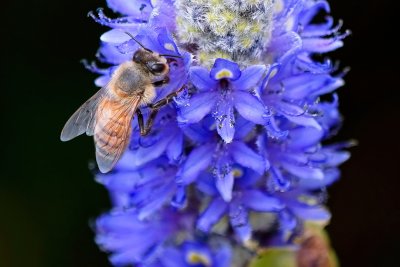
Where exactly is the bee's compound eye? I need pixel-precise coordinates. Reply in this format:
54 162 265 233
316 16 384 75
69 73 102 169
133 52 141 62
150 63 166 73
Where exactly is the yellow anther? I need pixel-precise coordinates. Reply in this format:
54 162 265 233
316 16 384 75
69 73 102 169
232 168 244 178
298 194 318 206
215 69 234 79
222 10 235 24
250 23 262 34
240 38 254 49
187 252 211 266
205 11 219 25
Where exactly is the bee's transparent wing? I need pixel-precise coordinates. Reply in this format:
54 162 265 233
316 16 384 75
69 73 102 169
94 97 141 173
60 87 107 141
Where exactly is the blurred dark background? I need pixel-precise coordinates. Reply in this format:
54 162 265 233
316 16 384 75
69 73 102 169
1 1 399 266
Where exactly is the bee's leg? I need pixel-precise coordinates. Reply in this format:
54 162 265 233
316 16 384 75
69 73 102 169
136 109 146 135
152 77 170 87
138 86 186 136
136 108 159 136
148 85 186 109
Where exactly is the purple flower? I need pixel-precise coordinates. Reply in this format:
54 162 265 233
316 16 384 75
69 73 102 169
152 241 232 267
179 58 270 143
197 166 284 241
70 0 352 265
96 208 185 266
177 116 266 201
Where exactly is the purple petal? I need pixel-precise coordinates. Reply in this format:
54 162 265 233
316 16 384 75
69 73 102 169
197 173 219 196
214 244 232 267
234 117 255 139
100 29 136 43
296 54 333 73
159 247 186 267
302 17 336 38
214 98 235 143
279 210 297 232
96 171 139 192
267 166 291 192
285 114 322 130
97 43 131 65
131 133 172 166
241 190 284 212
216 172 234 202
233 91 269 124
166 131 183 162
281 161 324 180
106 0 153 17
268 31 302 63
181 123 214 143
264 117 289 139
177 143 215 184
298 168 340 190
291 205 331 222
96 212 142 232
178 92 218 124
303 37 344 53
197 198 228 232
287 127 323 150
109 250 139 265
191 67 218 92
149 1 177 31
138 183 175 220
235 168 263 188
95 75 111 87
230 141 265 174
171 186 187 209
156 27 180 54
310 78 345 99
283 73 339 100
210 58 241 81
229 203 251 241
89 8 146 29
299 0 330 26
274 101 306 117
323 151 351 166
232 65 267 91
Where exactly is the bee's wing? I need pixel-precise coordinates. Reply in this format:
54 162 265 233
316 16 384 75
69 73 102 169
60 87 107 141
94 96 141 173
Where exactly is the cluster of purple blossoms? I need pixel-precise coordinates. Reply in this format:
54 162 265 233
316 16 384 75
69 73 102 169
86 0 350 266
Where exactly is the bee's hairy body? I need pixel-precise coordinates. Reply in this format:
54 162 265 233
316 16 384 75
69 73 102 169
61 48 176 173
110 61 156 104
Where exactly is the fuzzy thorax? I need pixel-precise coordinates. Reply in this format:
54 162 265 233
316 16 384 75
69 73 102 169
175 0 276 67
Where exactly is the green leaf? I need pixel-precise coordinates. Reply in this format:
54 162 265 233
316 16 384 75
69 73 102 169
248 248 297 267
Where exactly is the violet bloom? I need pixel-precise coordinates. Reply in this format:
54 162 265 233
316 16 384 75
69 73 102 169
196 166 284 242
75 0 352 265
177 116 267 202
179 58 270 143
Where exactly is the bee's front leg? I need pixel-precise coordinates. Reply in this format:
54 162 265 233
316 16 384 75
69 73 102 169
136 108 159 136
137 86 186 136
148 85 186 109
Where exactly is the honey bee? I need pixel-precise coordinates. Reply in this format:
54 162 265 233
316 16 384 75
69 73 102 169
60 33 184 173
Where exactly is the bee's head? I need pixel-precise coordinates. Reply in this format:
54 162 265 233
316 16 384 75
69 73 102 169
132 48 169 75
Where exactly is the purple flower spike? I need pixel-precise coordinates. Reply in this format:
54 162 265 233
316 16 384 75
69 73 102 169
68 0 351 265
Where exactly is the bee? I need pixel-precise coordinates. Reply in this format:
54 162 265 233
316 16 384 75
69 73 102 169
60 33 184 173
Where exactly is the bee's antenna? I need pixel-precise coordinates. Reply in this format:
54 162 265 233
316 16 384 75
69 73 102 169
124 32 182 59
124 31 152 52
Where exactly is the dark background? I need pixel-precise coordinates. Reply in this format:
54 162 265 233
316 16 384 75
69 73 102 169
1 1 399 266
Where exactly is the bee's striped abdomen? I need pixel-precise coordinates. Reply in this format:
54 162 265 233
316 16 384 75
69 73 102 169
93 93 140 173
